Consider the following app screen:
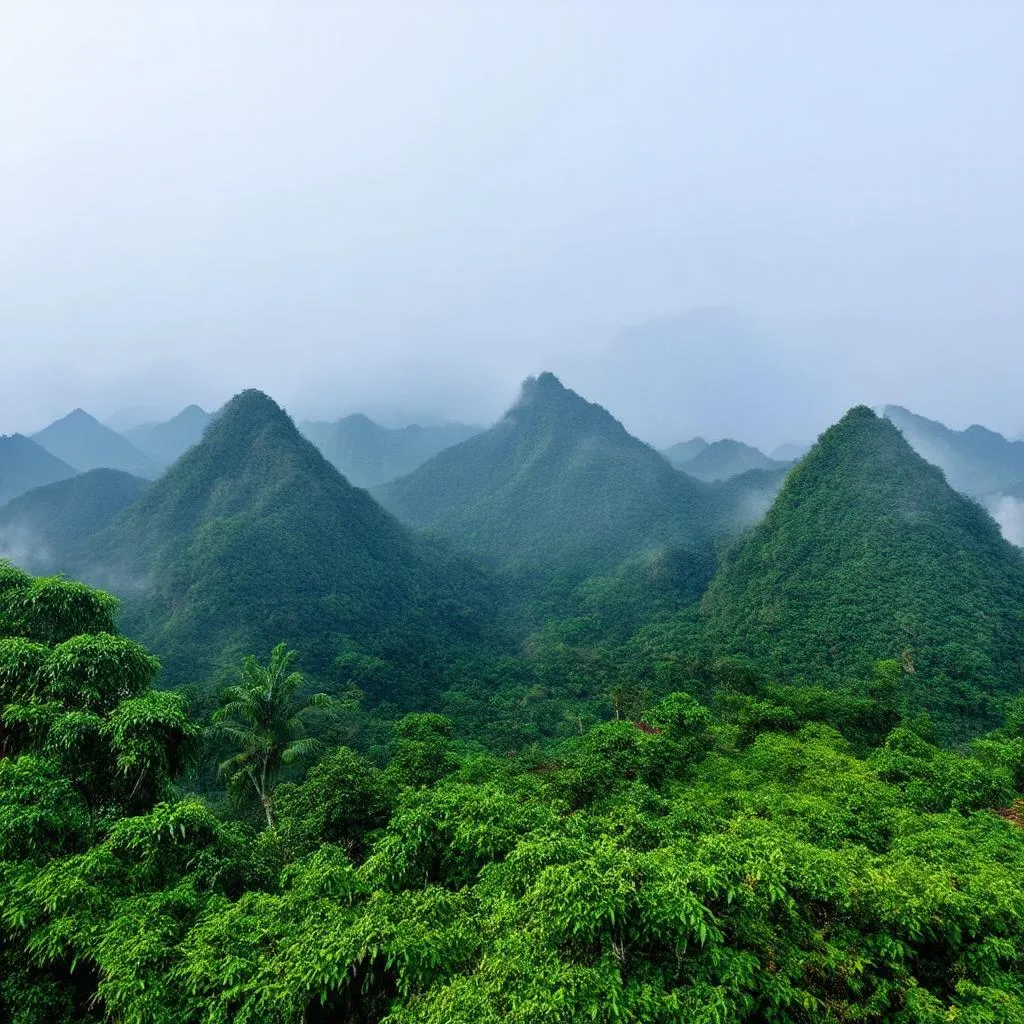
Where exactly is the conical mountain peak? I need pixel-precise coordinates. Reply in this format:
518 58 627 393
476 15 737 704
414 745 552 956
502 371 637 447
517 371 568 401
116 388 346 541
700 403 1024 736
120 404 214 471
93 389 493 683
375 373 715 572
32 407 155 477
212 388 293 434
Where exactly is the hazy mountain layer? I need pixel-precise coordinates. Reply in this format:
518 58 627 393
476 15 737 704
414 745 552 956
33 409 157 477
700 406 1024 734
676 438 784 482
0 468 148 573
770 442 810 462
883 404 1024 497
0 433 78 506
662 437 709 467
375 373 725 576
300 414 481 488
123 404 211 469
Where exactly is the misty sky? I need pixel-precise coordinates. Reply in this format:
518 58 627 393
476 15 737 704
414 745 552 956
1 2 1021 448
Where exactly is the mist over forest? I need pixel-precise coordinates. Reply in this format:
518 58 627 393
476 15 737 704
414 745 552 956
3 4 1024 1022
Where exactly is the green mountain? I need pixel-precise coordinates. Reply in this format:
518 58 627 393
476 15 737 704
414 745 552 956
0 468 148 573
700 406 1024 733
33 408 157 477
0 433 78 506
300 413 480 488
662 437 709 467
676 438 783 482
374 373 723 575
123 404 211 469
90 390 497 688
883 404 1024 496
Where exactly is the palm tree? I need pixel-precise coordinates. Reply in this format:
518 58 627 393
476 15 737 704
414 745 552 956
211 643 329 826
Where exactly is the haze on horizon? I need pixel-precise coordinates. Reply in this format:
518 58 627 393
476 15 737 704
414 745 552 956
1 2 1021 449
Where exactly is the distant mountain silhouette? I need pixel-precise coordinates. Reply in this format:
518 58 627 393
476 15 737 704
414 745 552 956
123 405 211 470
770 442 810 462
701 406 1024 736
662 438 709 467
883 405 1024 497
0 469 148 573
300 414 480 488
33 409 157 477
0 434 78 506
89 389 496 686
674 439 784 482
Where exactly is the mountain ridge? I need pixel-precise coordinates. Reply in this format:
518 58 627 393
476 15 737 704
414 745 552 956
700 404 1024 735
300 413 480 488
33 408 157 477
0 433 78 506
87 389 499 689
374 372 723 575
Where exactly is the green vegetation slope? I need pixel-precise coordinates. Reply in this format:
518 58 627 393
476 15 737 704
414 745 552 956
0 468 148 574
700 406 1024 731
6 566 1024 1022
375 373 722 575
92 390 498 687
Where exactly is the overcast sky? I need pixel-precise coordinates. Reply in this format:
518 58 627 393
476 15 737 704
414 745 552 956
1 2 1021 447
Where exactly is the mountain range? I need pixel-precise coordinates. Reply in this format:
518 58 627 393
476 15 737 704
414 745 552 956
32 408 157 477
0 433 78 506
6 378 1024 737
668 438 786 482
700 406 1024 735
122 404 212 470
374 373 778 578
883 404 1024 497
299 414 480 488
69 390 500 689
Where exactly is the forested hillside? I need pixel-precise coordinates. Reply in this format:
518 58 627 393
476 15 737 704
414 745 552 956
5 565 1024 1022
700 406 1024 734
83 390 502 692
0 469 148 574
7 386 1024 1021
375 373 766 577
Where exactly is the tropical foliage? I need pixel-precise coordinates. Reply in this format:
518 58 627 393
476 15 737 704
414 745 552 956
4 567 1024 1021
6 387 1024 1019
